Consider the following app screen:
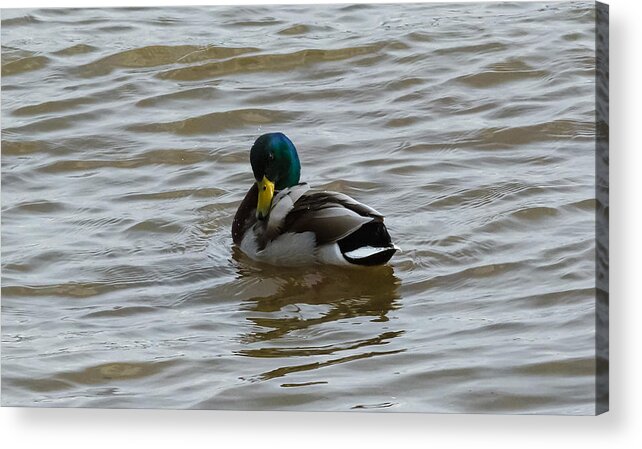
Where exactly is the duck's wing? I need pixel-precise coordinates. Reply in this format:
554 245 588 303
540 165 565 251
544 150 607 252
268 183 311 226
279 191 384 245
255 183 308 243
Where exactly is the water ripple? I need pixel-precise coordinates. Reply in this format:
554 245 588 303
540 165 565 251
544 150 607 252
157 43 394 81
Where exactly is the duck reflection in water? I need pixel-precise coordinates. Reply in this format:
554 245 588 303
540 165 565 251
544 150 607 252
231 249 404 382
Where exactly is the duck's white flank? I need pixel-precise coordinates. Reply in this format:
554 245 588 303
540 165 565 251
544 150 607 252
240 230 317 266
317 243 352 266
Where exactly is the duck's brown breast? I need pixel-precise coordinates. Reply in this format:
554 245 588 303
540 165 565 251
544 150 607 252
232 183 258 245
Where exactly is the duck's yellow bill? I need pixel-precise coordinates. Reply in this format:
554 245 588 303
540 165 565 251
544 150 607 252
256 176 275 220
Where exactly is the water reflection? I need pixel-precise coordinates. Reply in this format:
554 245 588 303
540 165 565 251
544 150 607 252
235 259 401 340
231 253 404 382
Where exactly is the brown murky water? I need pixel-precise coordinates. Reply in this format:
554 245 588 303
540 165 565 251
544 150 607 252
2 2 602 413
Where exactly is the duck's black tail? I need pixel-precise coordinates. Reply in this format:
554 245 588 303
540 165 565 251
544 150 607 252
338 220 398 266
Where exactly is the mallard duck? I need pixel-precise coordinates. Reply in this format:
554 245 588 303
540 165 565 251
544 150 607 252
232 133 398 266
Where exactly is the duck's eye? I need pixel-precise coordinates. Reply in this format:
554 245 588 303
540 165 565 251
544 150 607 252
268 153 274 161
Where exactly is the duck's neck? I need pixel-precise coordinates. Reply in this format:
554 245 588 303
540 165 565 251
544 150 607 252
277 166 300 190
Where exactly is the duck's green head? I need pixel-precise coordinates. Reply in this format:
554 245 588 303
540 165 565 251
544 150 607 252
250 132 301 220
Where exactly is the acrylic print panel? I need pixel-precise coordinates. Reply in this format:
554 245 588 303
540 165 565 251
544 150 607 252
1 1 608 414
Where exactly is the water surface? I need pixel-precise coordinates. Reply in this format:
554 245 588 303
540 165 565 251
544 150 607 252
2 2 600 413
